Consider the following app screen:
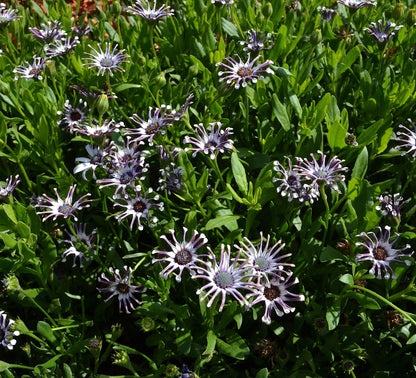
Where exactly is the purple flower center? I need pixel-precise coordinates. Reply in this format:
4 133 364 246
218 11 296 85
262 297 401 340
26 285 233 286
174 249 192 265
237 66 253 77
100 57 114 67
119 171 133 184
205 140 217 148
116 283 130 294
255 256 270 272
214 271 234 288
29 67 42 76
133 201 145 213
146 122 160 135
287 174 299 186
315 169 328 178
58 204 72 214
373 246 388 260
91 154 102 164
264 284 280 300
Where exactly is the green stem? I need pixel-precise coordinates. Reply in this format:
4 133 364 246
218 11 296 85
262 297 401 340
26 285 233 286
149 25 160 72
352 285 416 327
4 364 34 370
319 183 330 243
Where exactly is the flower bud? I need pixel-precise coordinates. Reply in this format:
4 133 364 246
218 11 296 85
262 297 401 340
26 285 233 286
140 317 155 332
310 29 322 45
392 3 404 21
111 1 122 17
86 338 102 359
262 2 273 18
110 323 124 341
187 63 199 79
96 94 109 117
155 72 166 89
165 364 179 377
46 60 56 77
407 9 416 25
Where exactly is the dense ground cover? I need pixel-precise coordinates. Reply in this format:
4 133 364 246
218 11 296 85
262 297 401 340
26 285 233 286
1 0 416 376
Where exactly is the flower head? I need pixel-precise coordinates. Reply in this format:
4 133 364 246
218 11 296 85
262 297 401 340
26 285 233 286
108 137 148 168
152 227 208 282
216 53 274 89
29 20 67 42
75 119 123 138
71 24 91 36
397 118 416 157
114 187 163 230
295 150 347 193
318 6 337 21
193 244 255 312
239 29 272 52
83 43 130 76
0 175 20 199
13 55 47 81
355 226 413 279
211 0 235 4
36 185 92 222
338 0 376 9
184 122 233 159
364 20 403 44
97 266 145 313
0 3 20 24
45 36 80 58
246 273 305 325
0 311 19 350
127 0 174 21
158 162 184 194
376 193 409 220
57 99 89 133
236 232 294 283
61 223 97 267
74 144 109 181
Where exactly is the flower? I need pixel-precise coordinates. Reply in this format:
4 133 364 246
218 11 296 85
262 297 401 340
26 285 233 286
152 227 208 282
0 3 20 24
127 105 176 146
273 157 319 203
376 193 409 219
295 150 347 193
397 118 416 157
97 160 148 198
318 6 337 21
45 36 80 58
36 185 92 222
71 24 91 36
239 29 272 52
0 311 19 350
97 266 145 313
157 163 184 194
108 137 148 168
75 119 124 138
355 226 413 279
337 0 376 9
216 53 274 89
13 55 47 81
127 0 174 21
114 187 163 230
364 20 403 44
184 122 233 159
156 145 180 161
83 43 130 76
0 175 20 199
70 84 117 100
193 244 255 312
246 273 305 325
211 0 235 4
236 232 294 283
61 223 97 267
57 99 89 133
74 144 109 180
29 20 67 42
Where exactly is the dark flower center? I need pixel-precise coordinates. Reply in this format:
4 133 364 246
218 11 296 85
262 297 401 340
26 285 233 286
214 271 234 289
133 201 146 213
119 171 133 184
174 249 192 265
58 204 72 214
70 110 82 122
287 174 299 186
116 283 130 294
0 329 5 340
373 246 388 260
91 154 102 164
100 57 114 67
205 140 217 148
146 122 160 135
29 67 42 76
237 66 253 77
264 284 281 301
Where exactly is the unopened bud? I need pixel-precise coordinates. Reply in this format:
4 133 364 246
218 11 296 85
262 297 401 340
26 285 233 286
111 323 123 341
111 1 122 17
165 364 179 377
392 3 404 21
140 317 155 332
155 72 166 89
407 9 416 25
310 29 322 45
262 2 273 18
46 60 56 76
96 94 109 116
187 63 199 79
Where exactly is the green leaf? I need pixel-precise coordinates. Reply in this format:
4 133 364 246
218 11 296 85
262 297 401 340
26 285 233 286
0 233 17 249
326 298 341 330
2 204 17 224
231 152 248 195
326 117 347 152
36 355 62 369
349 292 381 310
320 246 346 262
255 368 269 378
351 147 368 179
221 18 239 38
339 274 354 286
335 46 360 79
216 333 250 360
406 334 416 345
113 83 142 92
203 330 217 356
37 321 57 343
205 215 240 230
272 94 291 131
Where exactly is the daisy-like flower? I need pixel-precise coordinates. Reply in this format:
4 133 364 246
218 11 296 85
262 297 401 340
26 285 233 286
29 20 67 42
318 6 337 21
127 0 174 22
364 20 403 44
57 99 89 133
355 226 413 279
216 53 274 89
108 137 148 168
295 150 347 193
193 244 255 312
338 0 376 9
397 118 416 157
184 122 234 159
156 145 180 161
0 3 20 24
13 55 47 81
97 159 148 198
127 105 176 146
74 144 109 181
0 311 19 350
239 29 272 52
246 273 305 325
70 84 117 100
114 187 163 230
0 175 20 199
376 193 409 220
35 185 92 222
236 232 294 283
157 162 184 194
45 36 80 58
75 119 124 138
211 0 235 4
71 24 91 36
83 43 130 76
97 266 145 313
61 223 97 267
152 227 208 282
